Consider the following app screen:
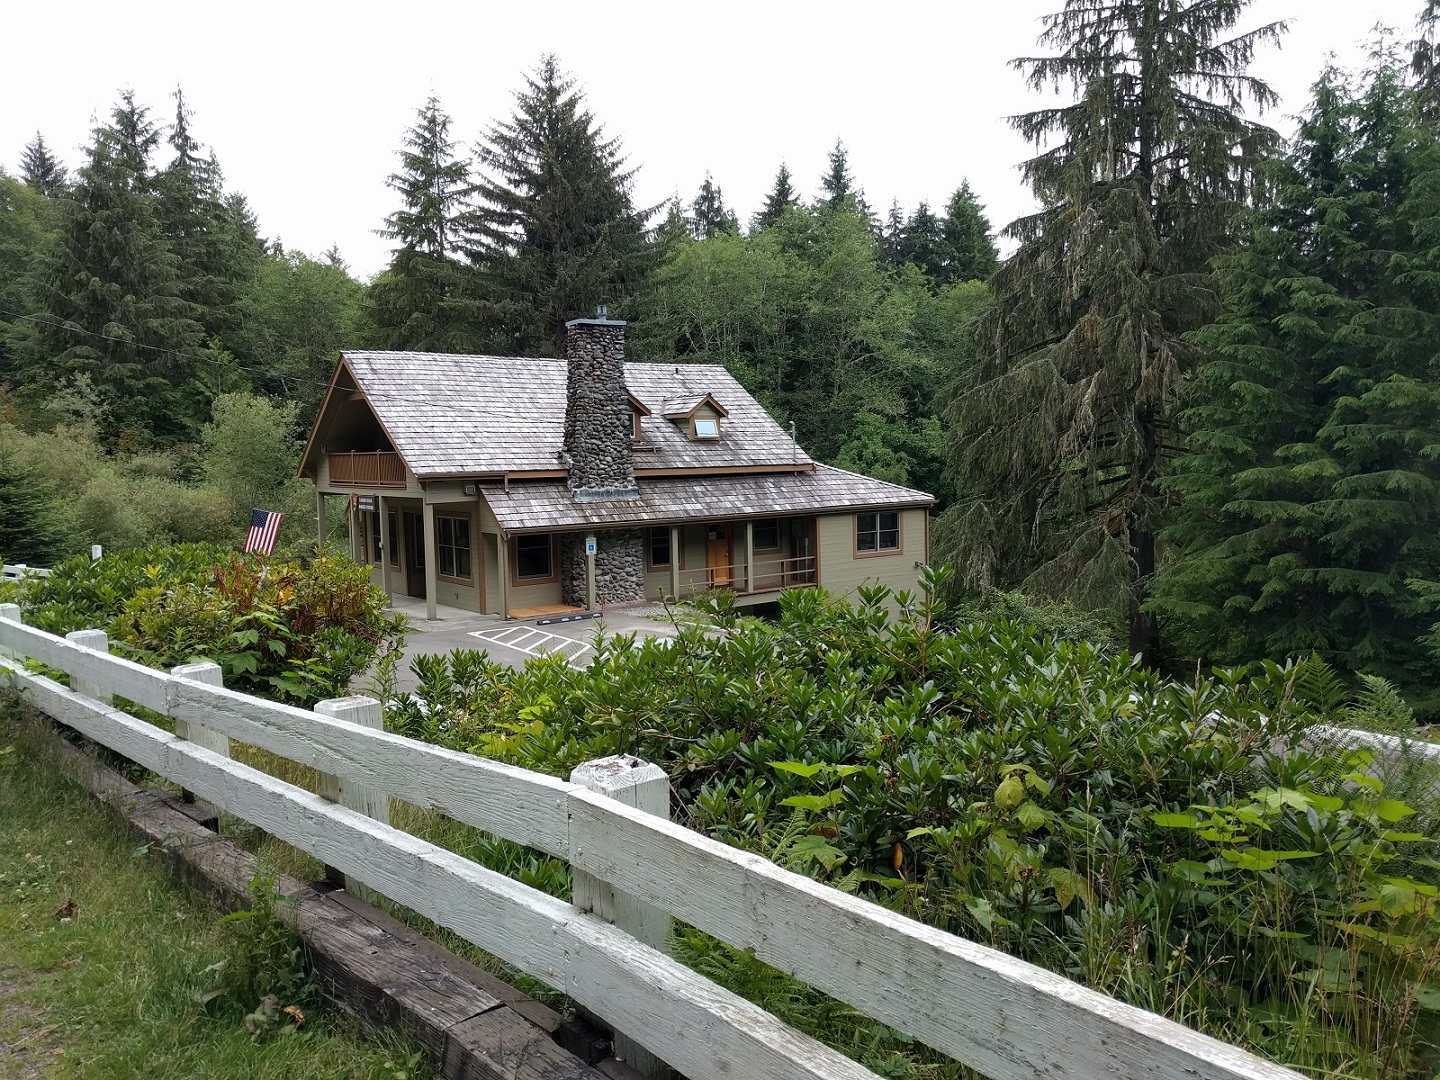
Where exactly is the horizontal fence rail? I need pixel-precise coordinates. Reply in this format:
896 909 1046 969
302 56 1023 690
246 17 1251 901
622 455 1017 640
2 564 51 580
0 607 1303 1080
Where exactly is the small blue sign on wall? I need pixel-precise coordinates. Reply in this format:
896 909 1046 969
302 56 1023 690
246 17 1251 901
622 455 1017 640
585 535 597 556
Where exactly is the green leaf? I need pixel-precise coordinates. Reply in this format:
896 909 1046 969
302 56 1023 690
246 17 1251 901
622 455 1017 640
994 774 1025 810
1374 799 1416 823
787 834 847 872
769 761 824 779
1411 983 1440 1011
1015 801 1048 830
1151 812 1200 828
1219 848 1320 871
780 789 845 812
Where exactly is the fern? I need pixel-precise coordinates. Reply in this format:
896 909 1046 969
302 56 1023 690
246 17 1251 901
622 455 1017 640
1346 674 1416 734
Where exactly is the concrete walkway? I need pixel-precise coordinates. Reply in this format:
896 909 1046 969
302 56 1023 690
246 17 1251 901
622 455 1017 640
382 596 681 694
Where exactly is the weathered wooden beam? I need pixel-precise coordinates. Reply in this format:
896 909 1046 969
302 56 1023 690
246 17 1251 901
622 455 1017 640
315 695 389 899
571 756 671 1078
171 661 229 818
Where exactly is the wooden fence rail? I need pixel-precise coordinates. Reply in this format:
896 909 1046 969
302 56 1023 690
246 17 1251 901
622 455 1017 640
0 606 1301 1080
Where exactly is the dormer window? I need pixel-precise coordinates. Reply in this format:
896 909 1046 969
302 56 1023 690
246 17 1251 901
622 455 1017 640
627 392 652 443
663 393 729 442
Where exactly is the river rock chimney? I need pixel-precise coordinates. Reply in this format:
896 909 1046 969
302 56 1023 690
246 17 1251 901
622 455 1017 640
562 310 640 502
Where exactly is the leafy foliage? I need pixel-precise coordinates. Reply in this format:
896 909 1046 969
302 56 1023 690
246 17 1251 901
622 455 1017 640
387 577 1440 1077
12 544 406 706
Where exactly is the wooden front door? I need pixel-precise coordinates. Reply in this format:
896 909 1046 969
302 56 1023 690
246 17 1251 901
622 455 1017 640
706 523 732 587
403 512 426 598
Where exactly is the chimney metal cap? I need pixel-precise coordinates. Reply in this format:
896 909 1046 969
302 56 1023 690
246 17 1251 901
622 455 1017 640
565 316 627 328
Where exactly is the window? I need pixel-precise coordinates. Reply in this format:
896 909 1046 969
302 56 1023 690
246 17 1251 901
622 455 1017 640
437 516 472 581
387 511 399 567
648 527 671 569
856 511 900 554
515 534 553 581
692 416 720 439
367 511 381 563
752 519 780 551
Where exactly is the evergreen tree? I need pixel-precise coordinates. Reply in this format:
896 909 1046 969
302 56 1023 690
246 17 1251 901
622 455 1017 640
1413 0 1439 113
751 163 796 231
0 173 53 378
472 55 652 356
370 96 481 351
30 95 203 445
878 199 906 268
689 172 739 239
939 0 1284 661
19 133 68 195
900 201 946 281
939 181 999 282
821 139 855 207
1153 57 1440 711
155 88 261 344
0 452 64 564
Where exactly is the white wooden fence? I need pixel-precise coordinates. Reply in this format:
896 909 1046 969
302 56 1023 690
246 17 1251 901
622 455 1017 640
2 563 51 581
0 605 1301 1080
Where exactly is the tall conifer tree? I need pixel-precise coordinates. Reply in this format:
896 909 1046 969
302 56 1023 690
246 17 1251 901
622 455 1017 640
689 173 738 239
19 133 68 195
1153 56 1440 710
940 0 1284 660
900 201 946 281
31 95 203 444
939 181 999 283
751 163 796 231
472 56 651 355
371 96 481 351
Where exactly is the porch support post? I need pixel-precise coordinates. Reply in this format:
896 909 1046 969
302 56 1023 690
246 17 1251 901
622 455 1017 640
669 525 680 599
377 495 391 598
744 519 754 594
497 531 510 618
422 500 438 621
315 490 325 550
586 534 597 612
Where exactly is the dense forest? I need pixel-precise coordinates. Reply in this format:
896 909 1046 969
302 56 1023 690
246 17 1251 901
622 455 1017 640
2 0 1439 712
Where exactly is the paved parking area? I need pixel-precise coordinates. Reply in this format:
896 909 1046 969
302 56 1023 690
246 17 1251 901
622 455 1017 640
381 600 681 694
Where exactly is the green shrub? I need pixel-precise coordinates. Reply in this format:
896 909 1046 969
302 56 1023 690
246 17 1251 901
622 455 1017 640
388 580 1440 1078
14 543 407 706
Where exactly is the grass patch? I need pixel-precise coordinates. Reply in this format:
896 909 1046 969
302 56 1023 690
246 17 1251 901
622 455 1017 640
0 710 431 1080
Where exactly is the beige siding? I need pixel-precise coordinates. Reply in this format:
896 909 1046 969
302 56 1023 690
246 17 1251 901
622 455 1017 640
816 508 927 600
481 534 501 614
507 575 563 609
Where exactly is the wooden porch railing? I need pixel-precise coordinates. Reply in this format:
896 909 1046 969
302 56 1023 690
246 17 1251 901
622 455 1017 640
679 554 818 595
328 451 406 487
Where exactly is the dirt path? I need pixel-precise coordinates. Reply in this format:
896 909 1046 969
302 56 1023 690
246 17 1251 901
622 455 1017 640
0 970 54 1080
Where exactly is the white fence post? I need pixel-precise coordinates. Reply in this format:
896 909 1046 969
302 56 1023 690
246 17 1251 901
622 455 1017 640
0 604 21 659
170 662 231 817
571 754 672 1077
65 630 111 703
314 695 389 898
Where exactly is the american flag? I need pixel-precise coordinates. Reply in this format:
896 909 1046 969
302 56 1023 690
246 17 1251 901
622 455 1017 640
243 509 284 557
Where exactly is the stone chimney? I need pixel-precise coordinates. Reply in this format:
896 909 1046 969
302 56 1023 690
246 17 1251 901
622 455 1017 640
562 310 640 502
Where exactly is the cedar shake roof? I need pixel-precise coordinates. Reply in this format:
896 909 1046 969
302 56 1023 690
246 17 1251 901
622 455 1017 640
338 351 811 478
479 464 935 533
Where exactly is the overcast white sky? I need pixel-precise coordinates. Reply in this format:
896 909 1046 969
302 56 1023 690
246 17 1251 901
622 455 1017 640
3 0 1425 279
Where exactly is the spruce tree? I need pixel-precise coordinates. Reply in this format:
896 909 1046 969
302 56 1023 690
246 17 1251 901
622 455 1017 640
30 95 203 445
939 181 999 283
371 96 482 351
751 163 796 231
1153 56 1440 711
689 172 738 239
821 139 855 207
155 88 260 345
878 199 906 268
472 56 652 356
900 201 946 281
19 133 68 195
1413 0 1439 113
940 0 1284 661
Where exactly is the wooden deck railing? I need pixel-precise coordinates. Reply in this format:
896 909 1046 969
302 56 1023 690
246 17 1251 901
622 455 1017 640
327 450 407 487
679 554 818 596
0 605 1302 1080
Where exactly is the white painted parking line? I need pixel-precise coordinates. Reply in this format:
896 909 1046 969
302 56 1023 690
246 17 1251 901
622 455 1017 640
468 625 595 669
